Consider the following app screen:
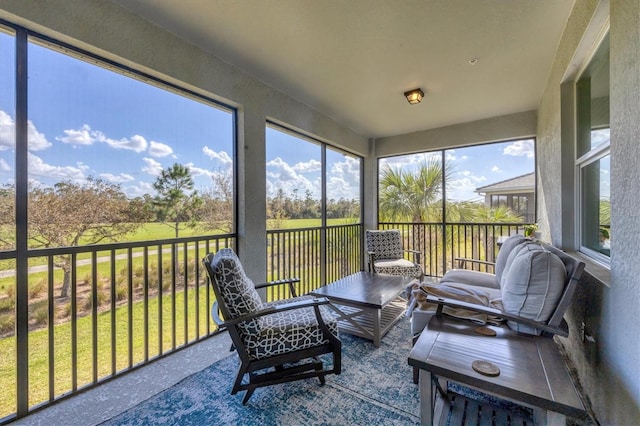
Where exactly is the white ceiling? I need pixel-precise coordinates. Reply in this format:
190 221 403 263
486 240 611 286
112 0 574 138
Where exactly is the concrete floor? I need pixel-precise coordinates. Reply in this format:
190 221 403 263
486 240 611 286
13 332 233 426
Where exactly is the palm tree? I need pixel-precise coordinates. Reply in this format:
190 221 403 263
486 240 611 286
378 157 451 275
379 156 449 223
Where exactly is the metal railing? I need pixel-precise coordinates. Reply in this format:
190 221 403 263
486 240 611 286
0 220 529 422
0 234 235 423
266 223 362 297
379 222 528 276
264 222 528 295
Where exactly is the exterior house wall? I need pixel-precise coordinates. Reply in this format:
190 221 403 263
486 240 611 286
0 0 369 283
537 0 640 423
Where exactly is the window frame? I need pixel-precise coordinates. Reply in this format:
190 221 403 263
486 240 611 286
574 31 610 267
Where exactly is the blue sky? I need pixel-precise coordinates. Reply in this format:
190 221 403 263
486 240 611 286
0 34 540 205
380 139 536 202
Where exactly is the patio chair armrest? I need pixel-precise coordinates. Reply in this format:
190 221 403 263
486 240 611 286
405 249 423 264
215 297 332 328
425 295 569 337
255 278 301 297
454 257 495 269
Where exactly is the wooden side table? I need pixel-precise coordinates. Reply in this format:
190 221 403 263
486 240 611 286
408 315 587 425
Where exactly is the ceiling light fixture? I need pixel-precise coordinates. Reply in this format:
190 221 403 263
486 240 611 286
404 88 424 105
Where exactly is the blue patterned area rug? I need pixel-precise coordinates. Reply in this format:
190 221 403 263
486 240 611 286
103 317 421 425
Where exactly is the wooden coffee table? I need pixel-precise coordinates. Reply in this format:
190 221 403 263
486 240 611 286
310 271 412 347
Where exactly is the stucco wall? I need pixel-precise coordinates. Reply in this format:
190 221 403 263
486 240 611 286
537 0 640 423
0 0 369 283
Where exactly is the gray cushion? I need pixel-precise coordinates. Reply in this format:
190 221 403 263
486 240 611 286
499 239 537 289
439 269 499 289
494 234 527 283
500 244 566 335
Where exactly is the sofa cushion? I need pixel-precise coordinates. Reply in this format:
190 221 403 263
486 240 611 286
439 269 499 289
494 234 527 283
499 239 537 288
500 244 567 335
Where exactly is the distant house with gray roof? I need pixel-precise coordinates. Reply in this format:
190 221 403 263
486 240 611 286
475 173 535 223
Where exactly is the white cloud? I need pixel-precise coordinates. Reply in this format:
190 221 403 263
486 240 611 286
0 110 52 151
327 156 360 200
491 166 501 173
267 157 298 181
203 146 232 165
503 139 535 158
142 157 163 176
103 134 148 152
293 159 321 173
266 156 318 198
99 172 135 183
0 158 10 172
447 171 487 201
148 140 174 158
185 162 215 178
58 124 152 154
28 153 86 181
56 124 101 146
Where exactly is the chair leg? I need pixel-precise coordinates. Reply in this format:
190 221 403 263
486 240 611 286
232 363 249 395
242 389 255 405
413 366 419 384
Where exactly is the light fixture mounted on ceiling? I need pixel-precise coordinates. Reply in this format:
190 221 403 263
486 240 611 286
404 88 424 105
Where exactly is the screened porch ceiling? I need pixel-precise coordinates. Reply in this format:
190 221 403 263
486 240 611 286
111 0 574 139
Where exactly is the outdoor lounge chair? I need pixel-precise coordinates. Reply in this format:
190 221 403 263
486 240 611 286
365 229 424 279
202 248 341 404
408 236 585 383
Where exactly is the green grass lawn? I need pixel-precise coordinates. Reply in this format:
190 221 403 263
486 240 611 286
0 284 216 417
0 218 360 416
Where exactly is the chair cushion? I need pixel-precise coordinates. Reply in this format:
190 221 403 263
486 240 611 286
374 259 423 278
499 239 537 288
366 229 403 260
439 269 499 289
494 234 528 283
248 296 339 360
210 248 264 318
500 244 566 335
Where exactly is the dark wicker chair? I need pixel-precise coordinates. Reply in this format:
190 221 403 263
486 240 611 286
202 248 341 404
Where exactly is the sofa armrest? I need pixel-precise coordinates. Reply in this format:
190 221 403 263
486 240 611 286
454 257 495 270
425 295 569 337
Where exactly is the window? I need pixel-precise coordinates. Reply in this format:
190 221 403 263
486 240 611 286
378 139 536 276
576 32 610 263
265 125 361 228
27 39 235 245
0 29 236 414
265 124 363 284
490 195 508 209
